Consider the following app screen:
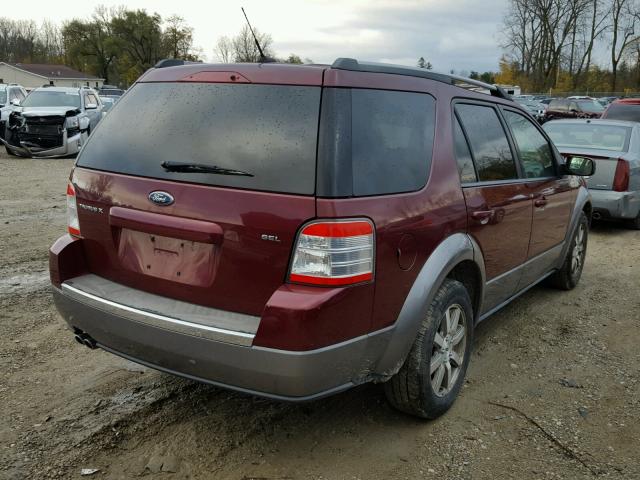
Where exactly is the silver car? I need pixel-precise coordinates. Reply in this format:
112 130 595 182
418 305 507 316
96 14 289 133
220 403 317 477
544 118 640 229
3 86 104 158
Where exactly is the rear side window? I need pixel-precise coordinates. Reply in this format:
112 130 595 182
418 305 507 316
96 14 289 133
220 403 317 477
604 103 640 122
503 110 556 178
318 88 436 197
455 104 517 181
77 83 321 195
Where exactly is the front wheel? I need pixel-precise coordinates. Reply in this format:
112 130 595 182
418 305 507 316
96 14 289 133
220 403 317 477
549 212 588 290
384 279 473 419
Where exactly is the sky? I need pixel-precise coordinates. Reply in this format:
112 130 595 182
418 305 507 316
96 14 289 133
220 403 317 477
12 0 507 72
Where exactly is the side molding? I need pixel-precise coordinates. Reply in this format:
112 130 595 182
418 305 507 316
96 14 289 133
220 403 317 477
371 233 481 379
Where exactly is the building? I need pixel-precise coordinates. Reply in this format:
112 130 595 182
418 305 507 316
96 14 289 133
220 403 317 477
0 62 104 90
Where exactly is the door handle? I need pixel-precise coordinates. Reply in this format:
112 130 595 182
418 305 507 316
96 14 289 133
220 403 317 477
534 197 548 208
471 210 494 225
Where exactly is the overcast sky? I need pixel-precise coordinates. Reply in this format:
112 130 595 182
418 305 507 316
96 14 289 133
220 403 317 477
14 0 508 72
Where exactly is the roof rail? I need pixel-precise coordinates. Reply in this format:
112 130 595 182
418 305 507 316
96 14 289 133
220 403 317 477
331 58 512 100
154 59 202 69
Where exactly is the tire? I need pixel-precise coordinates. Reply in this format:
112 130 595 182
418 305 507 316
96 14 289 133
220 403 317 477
549 212 588 290
626 212 640 230
384 279 474 419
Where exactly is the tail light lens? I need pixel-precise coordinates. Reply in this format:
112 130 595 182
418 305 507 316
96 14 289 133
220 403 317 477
66 182 81 237
289 219 374 286
613 159 630 192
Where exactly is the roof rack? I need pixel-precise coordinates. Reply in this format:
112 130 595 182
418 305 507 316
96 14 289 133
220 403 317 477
154 59 203 69
331 58 511 100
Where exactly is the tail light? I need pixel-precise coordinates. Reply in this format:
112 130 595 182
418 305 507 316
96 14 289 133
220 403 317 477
66 182 81 237
612 159 630 192
289 219 374 286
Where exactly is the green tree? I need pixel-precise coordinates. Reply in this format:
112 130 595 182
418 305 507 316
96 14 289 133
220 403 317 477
111 9 165 82
62 8 119 83
283 54 303 64
163 15 195 60
417 56 433 69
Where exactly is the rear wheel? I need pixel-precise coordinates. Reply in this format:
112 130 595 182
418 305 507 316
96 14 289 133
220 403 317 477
384 279 473 419
626 212 640 230
549 212 588 290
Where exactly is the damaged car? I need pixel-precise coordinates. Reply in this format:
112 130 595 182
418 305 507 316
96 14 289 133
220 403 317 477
0 83 28 147
3 86 104 158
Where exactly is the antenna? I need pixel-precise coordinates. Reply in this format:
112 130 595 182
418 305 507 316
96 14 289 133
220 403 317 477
241 7 269 63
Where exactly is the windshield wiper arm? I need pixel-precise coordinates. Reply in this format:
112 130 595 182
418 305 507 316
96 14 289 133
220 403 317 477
161 161 253 177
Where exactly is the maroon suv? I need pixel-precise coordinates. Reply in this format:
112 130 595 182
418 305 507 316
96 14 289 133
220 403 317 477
50 59 594 418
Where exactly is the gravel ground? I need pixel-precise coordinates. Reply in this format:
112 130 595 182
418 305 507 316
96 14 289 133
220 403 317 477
1 151 639 480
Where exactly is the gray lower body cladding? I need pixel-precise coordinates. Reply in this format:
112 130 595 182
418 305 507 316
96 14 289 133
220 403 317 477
52 286 393 401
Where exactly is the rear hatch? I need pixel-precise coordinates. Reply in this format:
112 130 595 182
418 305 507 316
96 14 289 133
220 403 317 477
72 74 322 316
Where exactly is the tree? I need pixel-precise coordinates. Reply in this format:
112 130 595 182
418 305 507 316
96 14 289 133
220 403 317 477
283 54 303 64
163 15 195 60
608 0 638 91
111 9 165 82
214 36 233 63
231 25 274 62
417 56 432 69
62 7 119 83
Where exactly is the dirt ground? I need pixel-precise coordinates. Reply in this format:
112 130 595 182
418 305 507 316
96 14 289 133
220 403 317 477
1 152 639 480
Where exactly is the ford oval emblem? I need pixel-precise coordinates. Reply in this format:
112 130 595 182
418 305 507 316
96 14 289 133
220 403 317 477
148 191 174 206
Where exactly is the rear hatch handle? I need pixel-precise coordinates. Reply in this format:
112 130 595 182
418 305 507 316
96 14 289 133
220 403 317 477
109 206 224 245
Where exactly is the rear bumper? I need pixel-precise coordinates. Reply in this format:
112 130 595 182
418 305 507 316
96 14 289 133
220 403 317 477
52 284 391 400
590 189 640 220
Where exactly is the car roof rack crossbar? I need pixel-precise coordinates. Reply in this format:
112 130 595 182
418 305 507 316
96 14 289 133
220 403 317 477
331 58 511 100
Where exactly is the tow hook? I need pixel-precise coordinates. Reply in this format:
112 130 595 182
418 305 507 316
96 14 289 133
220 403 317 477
73 329 98 349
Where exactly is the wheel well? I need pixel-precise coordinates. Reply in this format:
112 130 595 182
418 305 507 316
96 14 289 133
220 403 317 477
583 202 592 225
446 260 482 319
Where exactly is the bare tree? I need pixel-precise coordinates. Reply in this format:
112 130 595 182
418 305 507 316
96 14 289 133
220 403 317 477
231 25 273 62
609 0 639 91
214 35 233 63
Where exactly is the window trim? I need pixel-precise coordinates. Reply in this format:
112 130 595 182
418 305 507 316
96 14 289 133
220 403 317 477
499 106 561 180
452 98 522 184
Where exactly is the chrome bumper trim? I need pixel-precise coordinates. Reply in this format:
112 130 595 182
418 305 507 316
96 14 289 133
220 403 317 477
61 281 257 346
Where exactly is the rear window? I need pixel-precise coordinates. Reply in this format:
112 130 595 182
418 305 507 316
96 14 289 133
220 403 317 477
77 83 321 195
604 103 640 122
544 122 631 152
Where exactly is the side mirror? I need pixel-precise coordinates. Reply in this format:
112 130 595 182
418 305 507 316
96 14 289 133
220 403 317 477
10 98 20 106
565 156 595 176
85 103 97 110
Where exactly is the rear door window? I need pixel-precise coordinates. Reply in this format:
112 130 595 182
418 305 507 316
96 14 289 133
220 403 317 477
455 103 518 181
503 110 556 178
77 83 321 195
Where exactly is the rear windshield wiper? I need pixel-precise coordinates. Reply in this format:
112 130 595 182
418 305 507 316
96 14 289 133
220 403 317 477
161 161 254 177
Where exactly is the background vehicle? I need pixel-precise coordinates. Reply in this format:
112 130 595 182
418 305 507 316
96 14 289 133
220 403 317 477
598 96 619 108
50 59 594 419
602 98 640 122
98 95 118 112
4 85 103 157
544 98 604 121
514 97 546 122
0 83 27 145
544 118 640 229
98 84 125 97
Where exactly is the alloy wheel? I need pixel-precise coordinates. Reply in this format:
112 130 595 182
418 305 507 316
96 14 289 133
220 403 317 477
430 304 467 397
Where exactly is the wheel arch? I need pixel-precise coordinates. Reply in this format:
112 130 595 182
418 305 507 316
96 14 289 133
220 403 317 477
370 233 485 379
